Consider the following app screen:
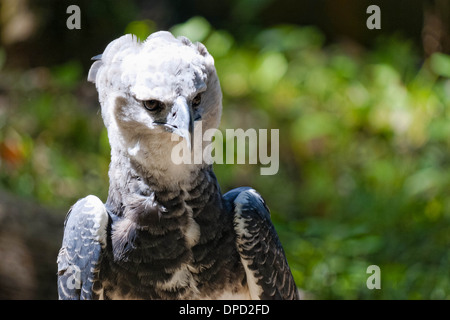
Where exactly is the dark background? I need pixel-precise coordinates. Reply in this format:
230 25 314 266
4 0 449 69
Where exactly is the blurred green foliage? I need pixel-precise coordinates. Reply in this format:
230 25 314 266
1 16 449 299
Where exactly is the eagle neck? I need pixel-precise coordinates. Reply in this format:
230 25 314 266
105 148 219 221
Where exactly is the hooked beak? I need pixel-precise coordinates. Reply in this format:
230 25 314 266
165 96 194 151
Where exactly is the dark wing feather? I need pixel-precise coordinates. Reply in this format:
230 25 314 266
57 195 109 300
223 187 299 300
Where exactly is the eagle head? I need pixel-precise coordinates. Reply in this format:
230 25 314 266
88 31 222 180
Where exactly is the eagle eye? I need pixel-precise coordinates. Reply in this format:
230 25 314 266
143 100 164 112
192 94 202 108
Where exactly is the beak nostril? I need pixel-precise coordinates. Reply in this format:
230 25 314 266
172 111 177 117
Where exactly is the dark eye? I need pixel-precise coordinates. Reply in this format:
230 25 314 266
143 100 164 111
192 94 202 108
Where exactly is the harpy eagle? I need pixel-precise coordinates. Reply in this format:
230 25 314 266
57 31 298 300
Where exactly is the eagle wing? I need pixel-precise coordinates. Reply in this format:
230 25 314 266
57 195 109 300
223 187 299 300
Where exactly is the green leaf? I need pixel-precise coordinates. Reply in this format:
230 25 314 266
170 16 211 43
124 20 156 41
430 52 450 78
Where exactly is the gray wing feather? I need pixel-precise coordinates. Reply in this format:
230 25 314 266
223 187 299 300
57 195 109 300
